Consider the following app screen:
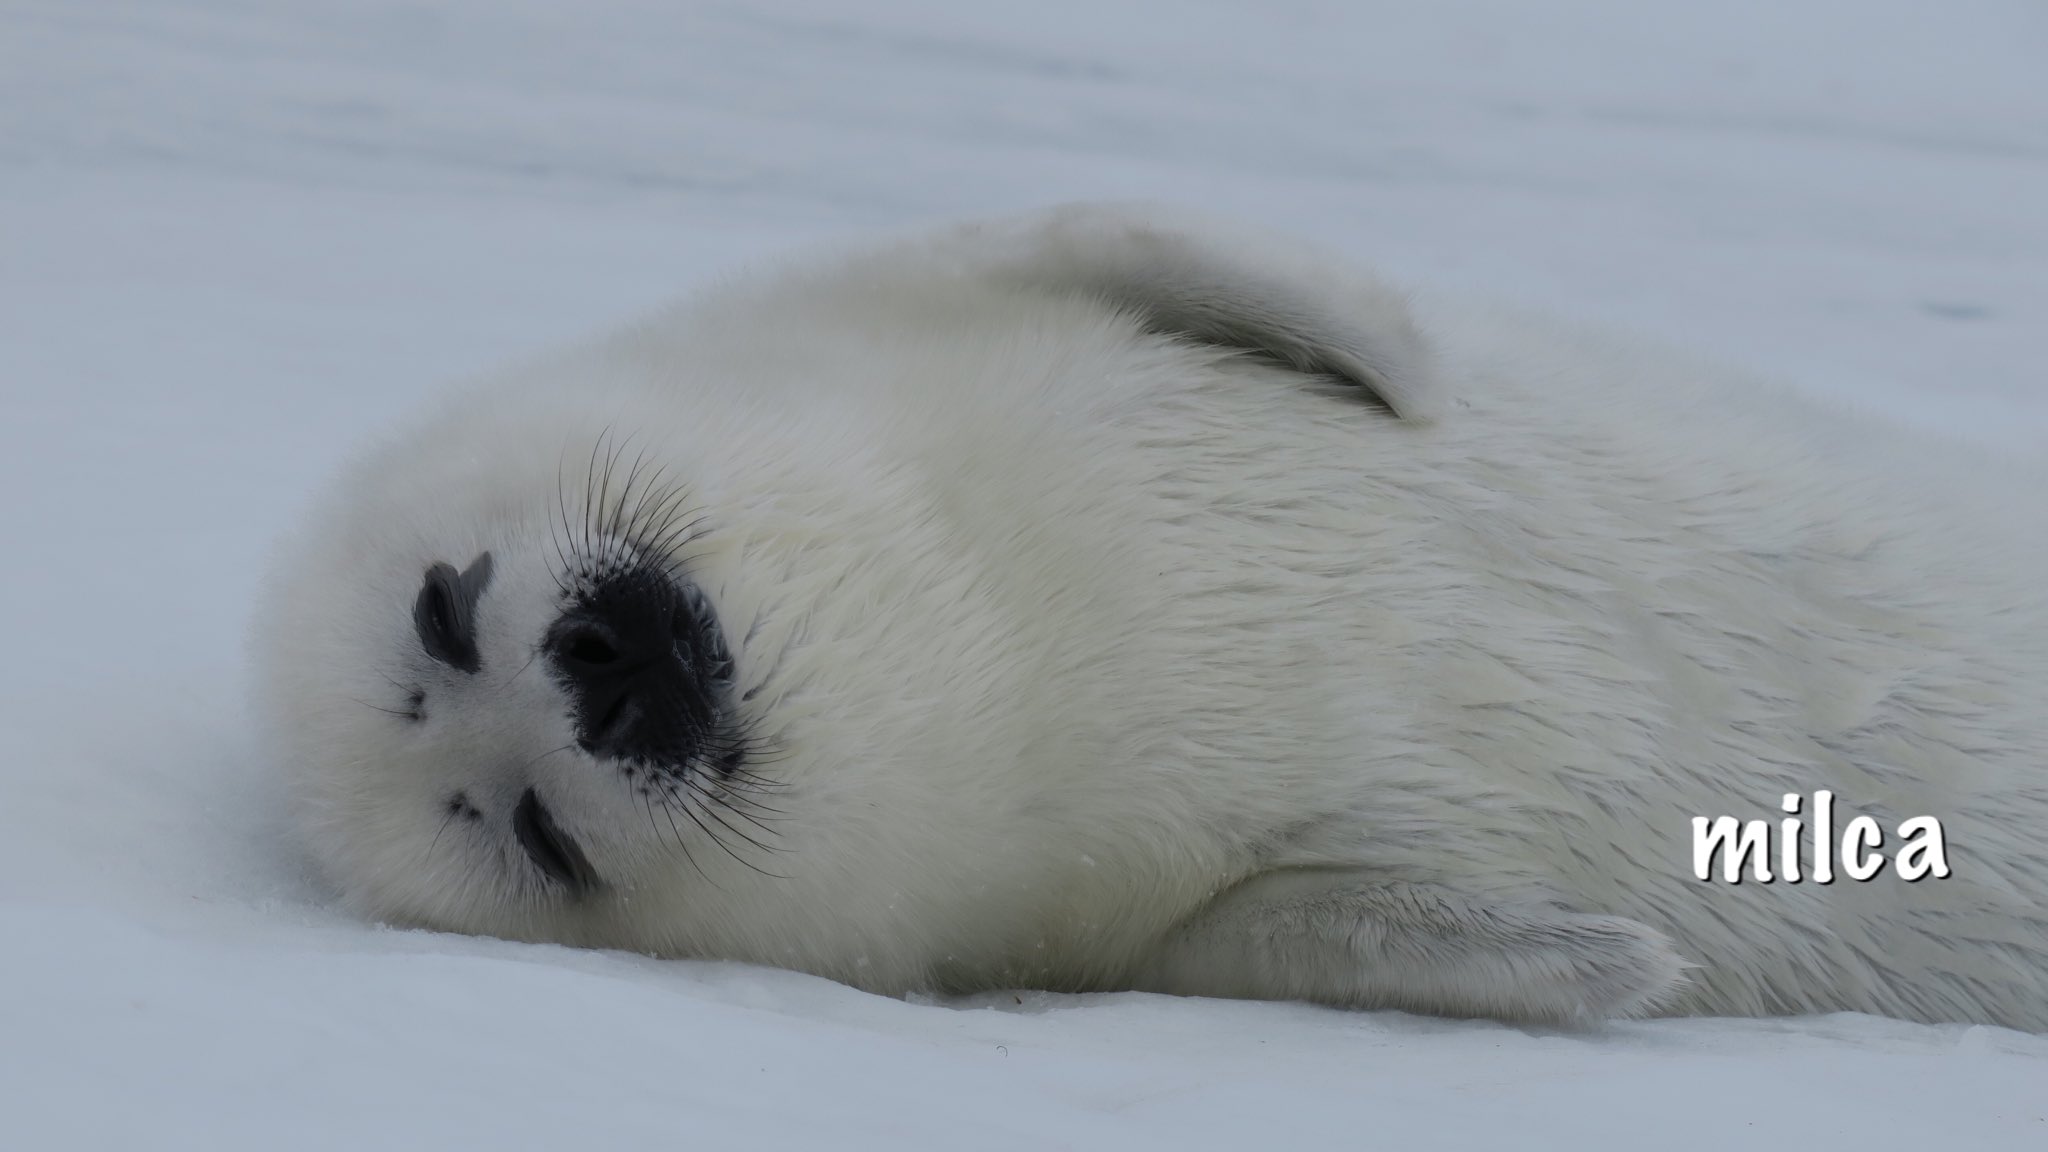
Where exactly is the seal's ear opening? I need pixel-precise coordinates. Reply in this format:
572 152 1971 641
964 202 1441 421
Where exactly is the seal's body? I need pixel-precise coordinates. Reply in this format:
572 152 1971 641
255 205 2048 1029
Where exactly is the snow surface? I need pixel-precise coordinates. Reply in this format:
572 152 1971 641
3 1 2046 1148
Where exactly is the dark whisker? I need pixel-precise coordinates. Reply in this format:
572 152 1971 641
682 777 785 855
669 782 787 879
650 783 715 890
494 647 542 696
705 781 787 819
424 809 456 862
516 742 579 774
549 450 577 597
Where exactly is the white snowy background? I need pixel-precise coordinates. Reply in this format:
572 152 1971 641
3 1 2046 1148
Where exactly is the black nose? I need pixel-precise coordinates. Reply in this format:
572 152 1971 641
545 569 729 764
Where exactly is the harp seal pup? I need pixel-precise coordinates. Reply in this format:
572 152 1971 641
253 203 2048 1030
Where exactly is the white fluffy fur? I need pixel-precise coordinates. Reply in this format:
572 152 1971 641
254 203 2048 1030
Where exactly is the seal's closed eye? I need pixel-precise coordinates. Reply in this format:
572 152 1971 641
414 552 494 673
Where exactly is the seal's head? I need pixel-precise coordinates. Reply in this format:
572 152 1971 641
381 498 753 904
252 203 1437 991
251 346 1097 979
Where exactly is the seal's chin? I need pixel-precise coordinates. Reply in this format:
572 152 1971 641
512 787 602 894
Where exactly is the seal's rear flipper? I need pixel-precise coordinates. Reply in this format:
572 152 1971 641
952 202 1441 421
1137 871 1690 1023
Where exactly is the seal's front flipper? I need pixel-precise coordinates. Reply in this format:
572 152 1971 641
943 202 1442 421
1136 870 1689 1024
